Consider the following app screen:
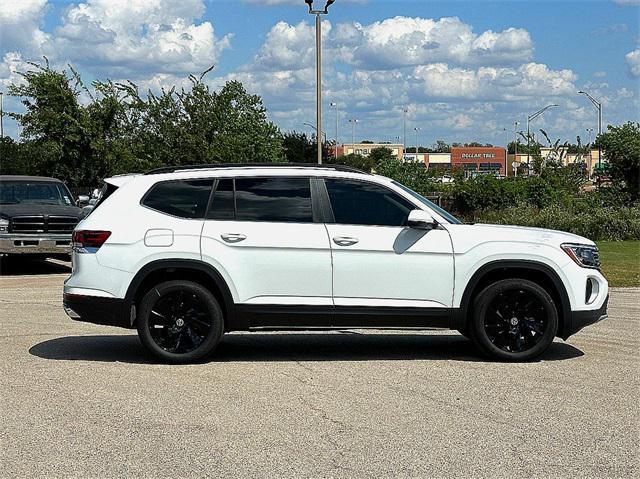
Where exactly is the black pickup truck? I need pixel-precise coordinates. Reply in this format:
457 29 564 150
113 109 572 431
0 176 84 258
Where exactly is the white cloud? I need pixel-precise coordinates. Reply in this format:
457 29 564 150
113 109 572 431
593 71 607 78
242 0 366 4
625 48 640 77
409 63 576 101
248 20 331 71
0 0 49 56
52 0 232 78
334 17 533 69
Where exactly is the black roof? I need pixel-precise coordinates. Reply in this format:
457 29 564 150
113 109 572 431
0 175 65 183
144 163 370 176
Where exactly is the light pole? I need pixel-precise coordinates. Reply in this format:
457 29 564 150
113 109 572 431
402 107 408 155
414 127 421 158
305 0 334 164
514 121 519 177
349 118 359 150
0 92 4 140
586 127 594 175
527 104 558 172
302 122 327 145
578 90 603 169
330 101 338 160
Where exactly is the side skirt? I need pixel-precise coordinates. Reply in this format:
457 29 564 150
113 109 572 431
233 304 456 331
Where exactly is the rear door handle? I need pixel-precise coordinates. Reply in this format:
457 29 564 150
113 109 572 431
333 236 359 247
221 233 247 243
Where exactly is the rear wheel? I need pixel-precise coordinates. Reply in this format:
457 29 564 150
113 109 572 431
137 280 223 363
470 279 558 361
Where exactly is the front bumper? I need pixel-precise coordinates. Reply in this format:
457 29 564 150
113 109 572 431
63 293 131 329
567 294 609 337
0 234 72 254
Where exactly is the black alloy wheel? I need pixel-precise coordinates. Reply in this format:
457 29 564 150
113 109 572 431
470 279 558 361
137 280 223 363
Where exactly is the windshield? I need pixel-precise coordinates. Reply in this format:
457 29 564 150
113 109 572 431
0 181 75 206
392 181 461 224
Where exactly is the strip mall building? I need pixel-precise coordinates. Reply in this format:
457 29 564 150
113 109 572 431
335 144 600 176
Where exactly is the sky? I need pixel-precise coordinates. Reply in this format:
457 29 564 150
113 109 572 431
0 0 638 148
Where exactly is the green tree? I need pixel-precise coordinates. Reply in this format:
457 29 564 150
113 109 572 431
282 131 315 163
596 122 640 200
8 59 116 186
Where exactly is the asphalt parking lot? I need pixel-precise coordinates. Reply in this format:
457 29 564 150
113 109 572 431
1 258 638 478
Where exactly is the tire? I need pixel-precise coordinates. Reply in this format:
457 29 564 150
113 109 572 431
137 280 224 363
469 279 558 361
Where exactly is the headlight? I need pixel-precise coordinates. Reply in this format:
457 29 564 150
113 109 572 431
0 217 8 233
561 243 600 269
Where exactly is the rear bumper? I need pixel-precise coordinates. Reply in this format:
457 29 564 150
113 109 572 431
566 294 609 338
0 234 72 254
63 293 131 329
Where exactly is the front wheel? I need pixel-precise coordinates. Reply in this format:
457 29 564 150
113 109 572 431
470 279 558 361
137 280 224 363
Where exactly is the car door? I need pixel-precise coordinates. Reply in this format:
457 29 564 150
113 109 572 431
322 177 454 310
200 176 333 312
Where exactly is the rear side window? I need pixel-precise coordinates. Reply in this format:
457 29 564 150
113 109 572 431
325 179 414 227
235 177 313 223
207 177 313 223
142 180 213 219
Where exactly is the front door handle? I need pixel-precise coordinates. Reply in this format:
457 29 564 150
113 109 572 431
221 233 247 244
333 236 359 247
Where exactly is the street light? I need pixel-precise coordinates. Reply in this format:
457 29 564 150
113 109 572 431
305 0 335 164
302 122 327 144
578 90 603 169
0 91 4 140
527 104 558 171
586 127 594 174
402 107 408 154
330 101 338 160
349 118 359 149
514 121 520 178
414 127 421 157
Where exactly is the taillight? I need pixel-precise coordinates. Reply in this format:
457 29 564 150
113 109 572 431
72 230 111 253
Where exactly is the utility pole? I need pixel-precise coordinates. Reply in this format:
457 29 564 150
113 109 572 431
305 0 335 164
578 90 603 169
414 127 421 159
330 101 338 160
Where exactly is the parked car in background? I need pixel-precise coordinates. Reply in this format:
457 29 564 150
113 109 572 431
0 176 84 259
63 164 609 363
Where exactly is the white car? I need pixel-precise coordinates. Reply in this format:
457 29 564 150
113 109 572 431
63 164 608 362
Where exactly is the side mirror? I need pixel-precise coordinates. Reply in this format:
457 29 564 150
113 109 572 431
81 205 94 218
77 195 90 207
407 210 437 230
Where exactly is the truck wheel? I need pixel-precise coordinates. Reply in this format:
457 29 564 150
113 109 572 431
137 280 224 363
470 279 558 361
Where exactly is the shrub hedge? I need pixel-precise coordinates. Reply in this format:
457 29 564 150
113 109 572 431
471 205 640 241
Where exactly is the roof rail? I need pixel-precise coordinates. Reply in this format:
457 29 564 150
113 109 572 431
144 162 370 176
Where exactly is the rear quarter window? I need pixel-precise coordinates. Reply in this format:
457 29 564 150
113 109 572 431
142 180 213 219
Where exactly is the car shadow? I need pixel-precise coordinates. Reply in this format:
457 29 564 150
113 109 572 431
0 257 71 276
29 332 584 364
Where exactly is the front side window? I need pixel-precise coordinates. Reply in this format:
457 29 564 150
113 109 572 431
142 180 213 219
234 177 313 223
325 179 414 227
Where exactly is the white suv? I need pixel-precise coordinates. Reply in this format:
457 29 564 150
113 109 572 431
63 164 609 362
